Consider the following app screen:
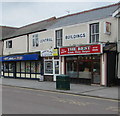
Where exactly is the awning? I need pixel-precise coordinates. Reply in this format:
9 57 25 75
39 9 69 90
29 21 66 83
0 54 39 62
103 43 117 52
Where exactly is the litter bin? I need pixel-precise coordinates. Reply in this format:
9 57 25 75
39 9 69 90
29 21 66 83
56 75 70 90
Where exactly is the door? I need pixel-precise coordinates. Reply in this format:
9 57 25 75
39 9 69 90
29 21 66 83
92 61 101 84
53 60 60 81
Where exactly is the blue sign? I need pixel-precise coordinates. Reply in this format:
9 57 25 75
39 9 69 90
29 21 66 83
0 54 39 62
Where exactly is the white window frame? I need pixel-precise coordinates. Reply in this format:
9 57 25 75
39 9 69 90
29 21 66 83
32 34 39 47
44 57 60 76
6 40 12 48
55 29 62 47
90 23 99 43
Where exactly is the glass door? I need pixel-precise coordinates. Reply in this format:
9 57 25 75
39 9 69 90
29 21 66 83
92 61 101 84
54 60 60 81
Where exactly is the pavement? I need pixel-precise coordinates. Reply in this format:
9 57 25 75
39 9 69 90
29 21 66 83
1 78 119 100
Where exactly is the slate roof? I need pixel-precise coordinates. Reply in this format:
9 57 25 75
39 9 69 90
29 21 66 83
3 17 57 39
2 2 120 39
0 26 18 40
48 3 120 29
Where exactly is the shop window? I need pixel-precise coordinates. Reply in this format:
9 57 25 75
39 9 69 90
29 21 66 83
90 23 99 43
45 61 53 74
66 61 78 78
31 62 35 73
16 62 20 72
9 63 14 72
6 40 12 48
32 34 39 47
21 62 25 72
26 62 30 73
36 62 41 73
78 62 91 79
55 29 62 47
4 63 9 72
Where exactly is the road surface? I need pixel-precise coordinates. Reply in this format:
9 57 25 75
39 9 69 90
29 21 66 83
2 85 119 114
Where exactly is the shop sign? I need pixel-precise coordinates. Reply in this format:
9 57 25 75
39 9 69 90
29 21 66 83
65 33 86 40
41 49 58 57
60 44 102 56
2 54 39 61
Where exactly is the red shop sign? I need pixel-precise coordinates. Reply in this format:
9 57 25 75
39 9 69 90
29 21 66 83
60 44 102 56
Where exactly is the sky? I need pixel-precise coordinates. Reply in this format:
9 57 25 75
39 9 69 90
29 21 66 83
0 0 119 27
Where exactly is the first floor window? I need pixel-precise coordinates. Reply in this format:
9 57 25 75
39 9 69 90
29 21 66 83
6 40 12 48
55 29 63 47
90 23 99 43
32 34 39 47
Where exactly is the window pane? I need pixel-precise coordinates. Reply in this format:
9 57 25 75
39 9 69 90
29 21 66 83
96 24 99 33
33 39 35 47
26 62 30 73
45 61 53 74
91 25 94 34
96 34 99 42
78 62 91 79
9 41 12 48
66 61 78 78
9 63 14 72
21 62 25 72
4 63 9 72
91 35 95 43
17 62 20 72
55 61 59 74
36 38 39 47
36 62 41 73
31 62 35 73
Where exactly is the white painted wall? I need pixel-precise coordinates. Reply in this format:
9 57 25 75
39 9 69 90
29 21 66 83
3 35 28 55
63 24 89 46
117 18 120 78
0 41 3 56
29 30 54 52
101 53 107 86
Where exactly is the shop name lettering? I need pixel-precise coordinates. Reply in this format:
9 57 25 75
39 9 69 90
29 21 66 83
40 38 53 43
4 56 23 60
68 46 90 52
65 33 86 40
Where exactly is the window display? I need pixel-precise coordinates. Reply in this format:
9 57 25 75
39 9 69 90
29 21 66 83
66 55 100 80
17 62 20 72
26 62 30 73
45 61 53 74
21 62 25 72
31 62 35 73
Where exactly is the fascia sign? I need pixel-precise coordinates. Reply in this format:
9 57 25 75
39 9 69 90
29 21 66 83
65 32 86 40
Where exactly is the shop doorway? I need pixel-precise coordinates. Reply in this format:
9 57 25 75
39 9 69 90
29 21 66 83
92 61 101 84
53 60 60 81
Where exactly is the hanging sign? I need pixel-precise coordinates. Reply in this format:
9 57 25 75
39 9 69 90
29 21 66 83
60 44 102 56
104 22 111 35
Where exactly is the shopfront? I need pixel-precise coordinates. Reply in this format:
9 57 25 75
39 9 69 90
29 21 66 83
1 54 42 80
60 44 103 85
41 49 60 81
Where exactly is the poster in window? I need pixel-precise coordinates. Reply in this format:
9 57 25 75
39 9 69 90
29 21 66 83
104 22 111 35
